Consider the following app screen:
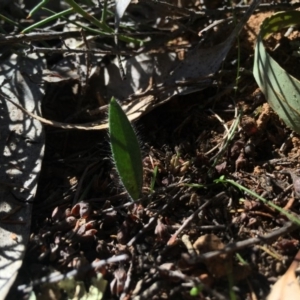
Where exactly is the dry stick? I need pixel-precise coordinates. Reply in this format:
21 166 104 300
246 279 258 300
28 46 131 55
127 216 158 247
280 169 300 198
101 182 185 214
257 244 283 261
0 206 22 221
0 180 29 190
198 17 233 36
187 221 298 264
181 234 197 257
195 1 300 13
208 109 229 134
209 110 240 163
81 29 91 95
0 219 26 224
156 267 227 300
168 224 226 231
2 88 161 130
120 260 134 300
0 31 83 45
114 31 126 81
205 108 231 156
1 91 109 130
126 188 184 247
167 192 227 245
18 254 129 290
132 281 164 300
86 77 154 116
134 266 226 300
205 102 240 157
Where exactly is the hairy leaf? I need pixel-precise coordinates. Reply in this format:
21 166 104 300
109 97 143 200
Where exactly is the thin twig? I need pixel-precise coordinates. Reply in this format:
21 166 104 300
186 221 298 264
0 31 83 44
28 45 135 55
156 267 227 300
17 254 129 289
81 29 91 95
126 188 184 247
167 192 227 245
209 108 230 134
120 260 134 300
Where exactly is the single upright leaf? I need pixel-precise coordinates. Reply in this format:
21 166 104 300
253 11 300 134
109 97 143 200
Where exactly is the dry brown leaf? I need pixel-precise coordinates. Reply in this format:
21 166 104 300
0 53 45 299
267 250 300 300
193 234 233 278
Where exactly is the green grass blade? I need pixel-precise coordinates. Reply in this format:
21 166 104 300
64 0 111 32
218 177 300 226
23 0 142 44
27 0 49 18
150 165 158 194
109 97 143 201
22 8 74 33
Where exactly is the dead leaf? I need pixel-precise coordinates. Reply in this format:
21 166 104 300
0 53 45 299
267 250 300 300
193 234 233 278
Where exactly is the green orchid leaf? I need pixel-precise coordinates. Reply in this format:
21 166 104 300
259 10 300 39
109 97 143 200
253 11 300 134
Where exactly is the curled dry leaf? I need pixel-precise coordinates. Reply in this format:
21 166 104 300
267 250 300 300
